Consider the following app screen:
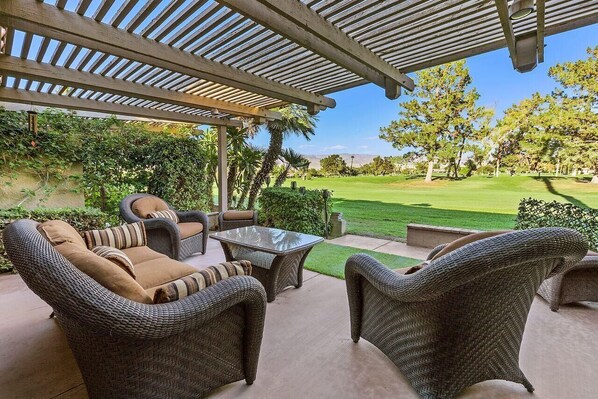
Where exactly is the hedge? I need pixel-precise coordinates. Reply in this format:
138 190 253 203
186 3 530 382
515 198 597 251
0 207 110 273
258 187 332 236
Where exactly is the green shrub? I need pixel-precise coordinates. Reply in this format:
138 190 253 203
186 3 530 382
515 198 597 251
0 207 110 273
258 187 332 236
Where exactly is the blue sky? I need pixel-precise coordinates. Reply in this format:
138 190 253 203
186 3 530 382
250 24 598 157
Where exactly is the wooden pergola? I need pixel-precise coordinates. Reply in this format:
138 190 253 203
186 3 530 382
0 0 596 211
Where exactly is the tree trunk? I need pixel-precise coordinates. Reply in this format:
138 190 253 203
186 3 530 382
425 161 434 182
274 165 291 187
495 159 500 177
455 138 466 178
555 160 560 176
226 163 237 208
247 130 283 208
592 175 598 184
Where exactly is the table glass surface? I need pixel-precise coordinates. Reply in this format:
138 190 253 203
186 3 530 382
211 226 323 255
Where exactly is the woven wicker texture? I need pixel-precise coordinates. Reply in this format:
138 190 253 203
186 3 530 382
120 194 209 260
538 255 598 311
218 211 258 231
346 228 588 399
4 219 267 399
223 243 312 302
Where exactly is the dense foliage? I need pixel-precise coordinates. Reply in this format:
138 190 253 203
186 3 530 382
515 198 597 251
0 109 212 217
320 154 348 176
258 187 332 236
0 207 110 273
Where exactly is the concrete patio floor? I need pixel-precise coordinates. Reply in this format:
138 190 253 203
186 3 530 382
1 237 598 399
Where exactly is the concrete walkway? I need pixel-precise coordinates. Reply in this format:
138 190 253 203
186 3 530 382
326 234 430 260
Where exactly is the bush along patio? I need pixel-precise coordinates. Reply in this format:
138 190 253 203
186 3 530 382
516 198 598 251
258 187 332 236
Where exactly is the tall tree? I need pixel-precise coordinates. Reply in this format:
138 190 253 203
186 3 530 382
548 46 598 183
274 148 310 187
320 154 347 176
247 105 317 208
380 60 492 181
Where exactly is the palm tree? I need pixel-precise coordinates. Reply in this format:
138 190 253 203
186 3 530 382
274 148 310 187
247 105 317 208
236 145 265 208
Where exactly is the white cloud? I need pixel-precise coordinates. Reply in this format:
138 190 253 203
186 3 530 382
366 135 379 140
324 145 348 151
358 145 369 149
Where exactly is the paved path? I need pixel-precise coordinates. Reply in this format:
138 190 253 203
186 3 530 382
326 234 430 260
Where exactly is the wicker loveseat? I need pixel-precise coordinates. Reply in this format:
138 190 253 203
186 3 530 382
345 228 588 399
3 219 267 399
120 193 209 260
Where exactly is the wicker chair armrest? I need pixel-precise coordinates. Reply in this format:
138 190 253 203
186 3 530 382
143 218 180 238
571 255 598 271
90 276 266 340
177 210 209 226
426 244 448 260
347 228 588 303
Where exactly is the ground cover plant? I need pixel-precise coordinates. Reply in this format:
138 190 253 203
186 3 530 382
293 175 598 239
304 242 421 279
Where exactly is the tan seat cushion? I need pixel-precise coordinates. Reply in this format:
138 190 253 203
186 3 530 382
178 222 204 239
38 220 86 248
55 242 152 304
432 230 512 260
222 210 255 221
122 246 168 265
134 258 198 289
132 196 169 218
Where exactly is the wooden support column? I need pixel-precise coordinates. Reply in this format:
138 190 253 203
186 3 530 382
217 125 228 213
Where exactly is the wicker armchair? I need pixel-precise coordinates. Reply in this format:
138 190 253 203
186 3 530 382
538 254 598 311
3 219 267 399
120 193 209 260
345 228 588 399
218 210 258 231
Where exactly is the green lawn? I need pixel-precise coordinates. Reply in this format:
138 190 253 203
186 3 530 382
304 242 421 279
291 175 598 239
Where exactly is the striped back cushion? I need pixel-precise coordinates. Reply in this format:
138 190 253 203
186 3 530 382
153 260 252 304
84 222 147 250
147 209 179 223
92 246 136 278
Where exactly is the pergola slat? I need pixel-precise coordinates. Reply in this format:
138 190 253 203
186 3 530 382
217 0 414 97
0 54 280 120
0 0 336 109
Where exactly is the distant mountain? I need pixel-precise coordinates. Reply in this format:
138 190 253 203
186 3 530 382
303 153 378 170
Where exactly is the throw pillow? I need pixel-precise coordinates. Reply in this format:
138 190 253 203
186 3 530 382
431 230 511 260
153 260 252 304
147 209 179 224
55 242 152 304
37 220 86 248
84 222 147 250
91 246 136 279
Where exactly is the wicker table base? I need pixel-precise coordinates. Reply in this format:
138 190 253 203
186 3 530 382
220 243 314 302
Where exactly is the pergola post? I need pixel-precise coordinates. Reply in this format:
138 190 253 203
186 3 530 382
217 125 228 213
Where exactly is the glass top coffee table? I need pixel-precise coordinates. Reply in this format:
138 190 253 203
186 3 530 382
211 226 324 302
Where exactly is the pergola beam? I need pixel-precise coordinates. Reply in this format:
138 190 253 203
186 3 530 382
494 0 519 70
494 0 540 72
0 88 242 127
537 0 546 63
0 0 336 109
216 0 414 99
0 55 281 120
